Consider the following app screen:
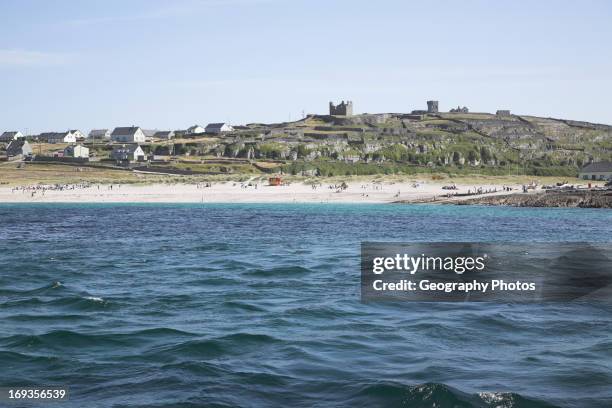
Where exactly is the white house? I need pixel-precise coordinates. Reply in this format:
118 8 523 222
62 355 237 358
0 131 23 142
64 144 90 159
111 127 146 143
205 123 234 134
88 129 111 140
142 129 157 139
187 125 205 135
6 140 33 158
579 161 612 181
69 129 86 140
153 130 175 139
39 131 77 144
111 145 146 162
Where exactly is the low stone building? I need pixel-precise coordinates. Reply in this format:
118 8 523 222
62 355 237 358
579 161 612 181
496 110 511 117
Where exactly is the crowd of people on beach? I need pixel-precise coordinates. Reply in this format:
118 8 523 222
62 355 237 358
467 186 496 195
360 183 384 191
12 183 95 197
3 179 524 203
10 182 130 197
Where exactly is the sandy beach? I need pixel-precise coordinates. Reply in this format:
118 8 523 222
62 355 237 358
0 180 526 203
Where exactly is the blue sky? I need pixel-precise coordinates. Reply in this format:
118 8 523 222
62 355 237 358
1 0 611 133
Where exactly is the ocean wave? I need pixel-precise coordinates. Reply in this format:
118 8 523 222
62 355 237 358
284 304 362 319
0 330 132 349
103 380 563 407
218 332 280 344
351 382 559 408
131 328 197 338
221 300 266 312
189 242 232 252
3 313 88 322
0 350 61 364
208 259 259 271
0 295 113 311
153 339 226 359
479 390 561 408
243 266 314 278
150 333 282 360
50 295 114 310
159 361 227 376
0 281 65 296
0 328 198 352
186 277 242 286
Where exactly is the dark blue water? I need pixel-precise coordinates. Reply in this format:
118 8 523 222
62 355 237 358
0 203 611 407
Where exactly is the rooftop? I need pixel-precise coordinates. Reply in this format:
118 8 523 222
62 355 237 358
581 161 612 173
111 127 141 136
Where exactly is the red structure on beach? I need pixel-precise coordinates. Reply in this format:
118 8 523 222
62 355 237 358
269 176 282 186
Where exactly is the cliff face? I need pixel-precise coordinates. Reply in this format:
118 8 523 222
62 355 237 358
457 190 612 208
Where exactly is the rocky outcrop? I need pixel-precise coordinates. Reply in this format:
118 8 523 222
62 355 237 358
456 191 612 208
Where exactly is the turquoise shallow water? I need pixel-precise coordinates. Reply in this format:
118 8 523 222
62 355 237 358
0 203 611 407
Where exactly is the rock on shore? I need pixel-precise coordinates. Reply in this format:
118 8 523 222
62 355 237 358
456 190 612 208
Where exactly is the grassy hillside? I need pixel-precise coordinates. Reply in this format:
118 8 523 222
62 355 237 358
2 111 610 180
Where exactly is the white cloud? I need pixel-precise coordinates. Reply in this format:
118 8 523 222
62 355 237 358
0 50 68 67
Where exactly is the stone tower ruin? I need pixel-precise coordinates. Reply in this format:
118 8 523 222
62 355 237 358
329 100 353 116
427 100 439 114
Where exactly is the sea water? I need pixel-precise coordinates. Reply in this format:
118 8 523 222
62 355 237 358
0 203 610 407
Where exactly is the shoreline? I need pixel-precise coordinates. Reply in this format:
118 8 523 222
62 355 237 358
2 180 608 207
0 181 522 204
452 190 612 208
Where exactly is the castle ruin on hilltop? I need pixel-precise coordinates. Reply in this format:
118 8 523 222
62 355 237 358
450 106 469 113
329 100 353 116
411 100 440 115
426 100 439 113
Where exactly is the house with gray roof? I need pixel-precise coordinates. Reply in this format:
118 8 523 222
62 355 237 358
38 131 77 144
89 129 111 140
64 144 90 159
69 130 85 140
0 131 23 142
111 144 146 162
142 129 157 138
6 139 33 158
153 130 175 140
187 124 205 135
205 123 234 134
579 161 612 181
111 127 146 143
